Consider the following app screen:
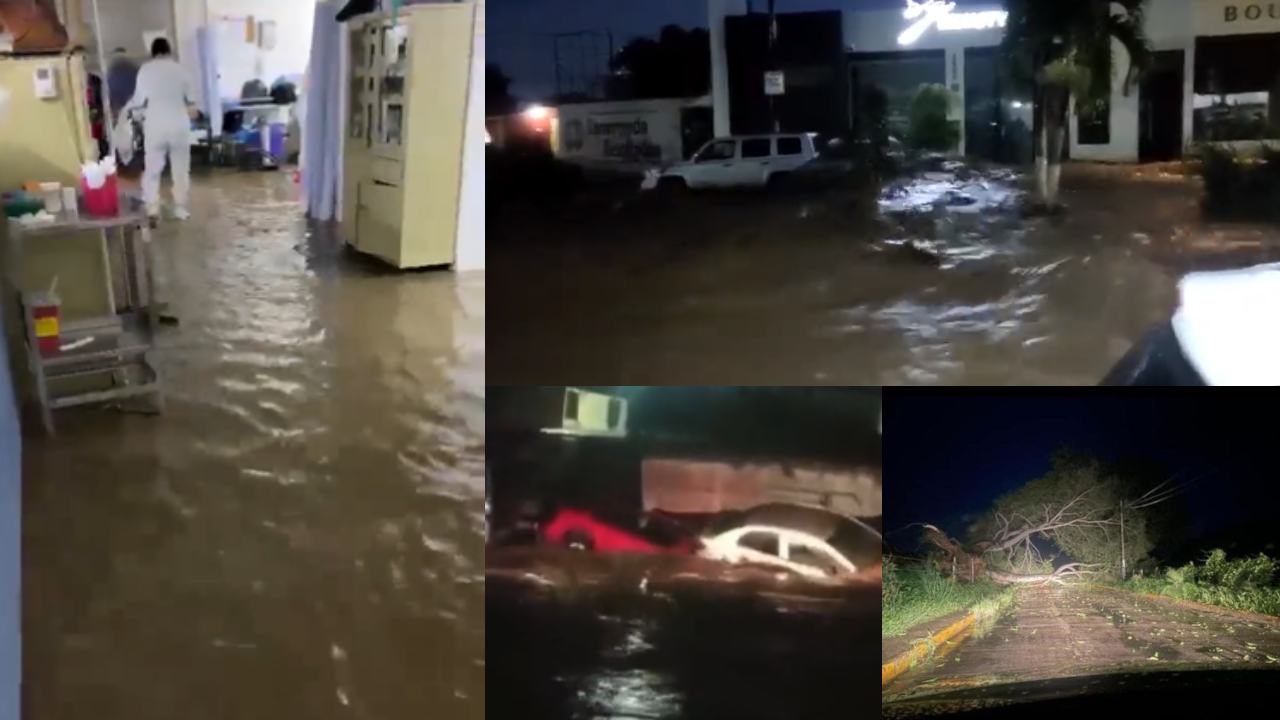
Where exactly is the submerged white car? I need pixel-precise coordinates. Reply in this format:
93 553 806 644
698 504 881 581
643 133 820 190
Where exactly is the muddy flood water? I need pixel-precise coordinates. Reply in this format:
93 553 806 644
487 548 881 720
20 171 485 719
491 163 1280 385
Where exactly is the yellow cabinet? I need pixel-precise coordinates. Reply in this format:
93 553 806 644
341 2 477 269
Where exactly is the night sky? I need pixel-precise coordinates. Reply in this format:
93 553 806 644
884 392 1280 562
489 0 947 101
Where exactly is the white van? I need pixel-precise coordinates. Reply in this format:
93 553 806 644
643 133 820 190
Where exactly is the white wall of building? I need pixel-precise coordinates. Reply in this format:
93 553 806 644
556 98 701 166
1194 0 1280 36
1069 37 1141 162
708 0 746 136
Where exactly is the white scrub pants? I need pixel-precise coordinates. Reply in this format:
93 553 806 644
141 123 190 216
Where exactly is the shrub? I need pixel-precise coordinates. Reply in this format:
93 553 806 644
907 84 959 152
1126 549 1280 616
883 559 1003 637
1198 145 1280 221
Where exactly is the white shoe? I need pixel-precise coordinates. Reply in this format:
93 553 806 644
171 207 190 220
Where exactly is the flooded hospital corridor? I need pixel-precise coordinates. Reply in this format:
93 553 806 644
18 171 486 719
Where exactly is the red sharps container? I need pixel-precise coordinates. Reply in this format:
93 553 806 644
27 291 61 356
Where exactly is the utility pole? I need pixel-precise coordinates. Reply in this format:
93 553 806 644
1119 502 1126 581
1116 472 1200 582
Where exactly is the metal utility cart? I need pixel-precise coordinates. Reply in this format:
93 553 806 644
4 198 163 434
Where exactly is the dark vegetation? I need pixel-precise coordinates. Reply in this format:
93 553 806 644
906 84 959 153
608 25 711 100
1123 549 1280 616
883 557 1006 637
1199 146 1280 222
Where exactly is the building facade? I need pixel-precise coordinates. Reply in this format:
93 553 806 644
709 0 1280 162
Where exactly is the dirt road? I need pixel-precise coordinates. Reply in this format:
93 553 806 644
885 585 1280 701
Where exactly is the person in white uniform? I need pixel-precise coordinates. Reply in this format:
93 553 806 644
124 37 194 221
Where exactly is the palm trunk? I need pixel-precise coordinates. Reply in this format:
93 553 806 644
1036 84 1070 209
1036 124 1050 204
1046 122 1064 206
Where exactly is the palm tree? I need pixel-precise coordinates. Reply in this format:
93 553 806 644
1003 0 1151 210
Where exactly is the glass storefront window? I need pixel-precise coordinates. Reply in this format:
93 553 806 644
850 50 946 142
1193 34 1280 141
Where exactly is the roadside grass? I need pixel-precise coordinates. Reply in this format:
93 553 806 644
883 557 1005 637
1120 549 1280 616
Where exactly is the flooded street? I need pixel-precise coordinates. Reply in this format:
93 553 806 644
21 171 485 719
491 164 1280 385
488 548 881 720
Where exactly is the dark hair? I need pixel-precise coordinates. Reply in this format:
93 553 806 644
150 37 171 57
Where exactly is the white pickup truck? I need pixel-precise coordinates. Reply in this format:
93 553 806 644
643 133 821 191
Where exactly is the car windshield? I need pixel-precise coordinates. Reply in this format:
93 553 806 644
696 140 735 162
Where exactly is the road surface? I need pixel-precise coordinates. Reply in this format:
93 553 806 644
886 584 1280 702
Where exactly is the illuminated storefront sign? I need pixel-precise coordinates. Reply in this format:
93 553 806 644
897 0 1009 46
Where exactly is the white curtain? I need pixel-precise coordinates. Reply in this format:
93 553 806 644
195 25 222 139
302 0 345 221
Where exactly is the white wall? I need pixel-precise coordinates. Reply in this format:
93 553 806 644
1193 0 1280 36
206 0 316 101
708 0 747 136
556 98 692 165
1069 37 1140 162
1070 0 1280 161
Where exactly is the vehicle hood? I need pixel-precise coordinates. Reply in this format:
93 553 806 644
1171 262 1280 385
884 666 1280 719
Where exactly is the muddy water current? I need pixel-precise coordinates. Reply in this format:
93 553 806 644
492 164 1280 385
21 171 485 719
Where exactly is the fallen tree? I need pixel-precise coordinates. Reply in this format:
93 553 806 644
921 524 1100 585
915 451 1172 584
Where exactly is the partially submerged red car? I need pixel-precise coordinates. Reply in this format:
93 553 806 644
541 509 700 554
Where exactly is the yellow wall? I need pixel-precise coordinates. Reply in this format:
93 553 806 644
0 54 96 187
1 53 113 391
